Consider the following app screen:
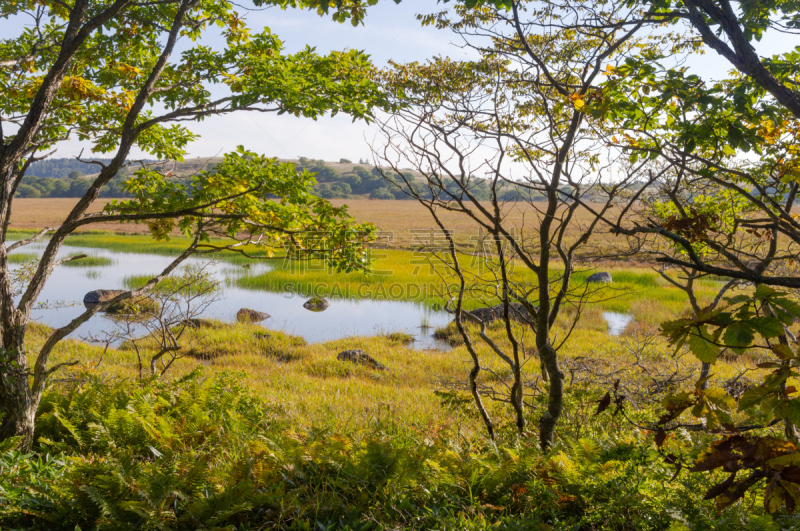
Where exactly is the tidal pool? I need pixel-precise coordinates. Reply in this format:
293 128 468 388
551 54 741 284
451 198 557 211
16 242 454 351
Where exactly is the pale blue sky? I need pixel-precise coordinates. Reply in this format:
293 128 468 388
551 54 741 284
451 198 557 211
181 1 462 163
2 1 796 162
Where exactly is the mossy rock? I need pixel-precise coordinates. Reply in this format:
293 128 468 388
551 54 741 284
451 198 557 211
303 297 330 312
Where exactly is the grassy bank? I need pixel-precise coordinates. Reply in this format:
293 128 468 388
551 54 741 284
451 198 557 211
2 231 782 527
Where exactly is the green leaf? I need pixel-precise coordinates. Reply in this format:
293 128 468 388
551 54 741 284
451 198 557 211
738 386 772 411
773 297 800 320
689 326 720 363
748 316 785 339
767 452 800 467
755 285 779 299
773 344 796 360
723 321 755 348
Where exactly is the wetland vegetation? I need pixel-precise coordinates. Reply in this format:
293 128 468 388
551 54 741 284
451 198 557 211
1 229 785 529
3 0 800 528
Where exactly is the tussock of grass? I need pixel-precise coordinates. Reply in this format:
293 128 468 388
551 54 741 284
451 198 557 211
7 252 37 264
386 331 415 344
434 322 463 346
62 253 114 267
103 295 160 314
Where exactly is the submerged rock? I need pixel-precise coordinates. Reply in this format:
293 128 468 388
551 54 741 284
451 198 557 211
336 349 389 371
237 308 270 323
303 297 330 312
587 272 613 283
83 289 126 308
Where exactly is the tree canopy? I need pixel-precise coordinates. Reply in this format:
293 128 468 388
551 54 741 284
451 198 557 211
0 0 389 449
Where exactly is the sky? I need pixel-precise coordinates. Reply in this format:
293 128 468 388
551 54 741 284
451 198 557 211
3 1 796 163
175 1 461 163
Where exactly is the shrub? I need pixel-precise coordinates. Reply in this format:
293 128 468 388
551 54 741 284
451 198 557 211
0 371 791 530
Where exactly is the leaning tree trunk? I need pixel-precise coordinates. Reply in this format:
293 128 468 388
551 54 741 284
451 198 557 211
0 321 36 450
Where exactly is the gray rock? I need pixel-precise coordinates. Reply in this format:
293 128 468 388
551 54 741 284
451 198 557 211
83 289 126 308
236 308 270 323
303 297 330 312
465 303 533 324
336 349 388 371
587 272 613 283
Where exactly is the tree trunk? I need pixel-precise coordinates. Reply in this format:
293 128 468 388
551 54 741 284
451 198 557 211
538 342 563 450
0 374 36 451
699 362 710 389
0 325 36 451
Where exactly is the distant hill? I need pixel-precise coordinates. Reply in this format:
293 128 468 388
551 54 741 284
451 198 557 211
20 156 554 201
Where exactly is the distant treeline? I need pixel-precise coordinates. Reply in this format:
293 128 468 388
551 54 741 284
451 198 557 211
19 157 562 201
20 158 157 199
25 158 116 179
20 160 141 199
298 157 553 201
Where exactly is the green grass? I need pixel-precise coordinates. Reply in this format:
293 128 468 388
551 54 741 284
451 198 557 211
237 248 732 321
386 331 415 344
15 289 784 530
61 253 114 267
60 231 278 265
3 232 790 528
6 252 37 264
4 364 780 531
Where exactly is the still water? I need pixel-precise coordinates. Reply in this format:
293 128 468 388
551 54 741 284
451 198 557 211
19 242 454 351
603 311 634 336
16 242 632 349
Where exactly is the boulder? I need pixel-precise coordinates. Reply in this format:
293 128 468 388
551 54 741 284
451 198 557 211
336 349 389 371
83 289 126 308
587 272 613 284
303 297 330 312
465 303 533 324
237 308 270 323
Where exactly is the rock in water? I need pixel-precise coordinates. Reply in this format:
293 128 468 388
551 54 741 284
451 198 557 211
237 308 270 323
83 289 126 309
303 297 330 312
336 349 389 371
587 272 613 283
